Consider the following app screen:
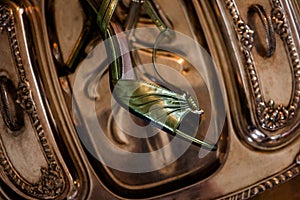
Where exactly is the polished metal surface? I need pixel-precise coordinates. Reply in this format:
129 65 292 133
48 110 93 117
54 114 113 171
218 0 300 149
0 0 298 199
0 1 71 199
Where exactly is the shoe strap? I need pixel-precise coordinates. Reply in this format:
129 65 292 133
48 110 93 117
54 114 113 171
86 0 119 37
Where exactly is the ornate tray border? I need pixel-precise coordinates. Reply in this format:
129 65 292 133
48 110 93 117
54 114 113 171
224 0 300 130
0 4 67 199
219 152 300 199
221 0 300 149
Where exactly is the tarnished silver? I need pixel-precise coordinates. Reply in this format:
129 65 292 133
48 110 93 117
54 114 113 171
0 75 24 132
0 0 298 199
218 0 300 149
247 4 276 57
0 2 71 199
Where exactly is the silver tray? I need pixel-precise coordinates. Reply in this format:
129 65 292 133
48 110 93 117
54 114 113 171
0 0 298 199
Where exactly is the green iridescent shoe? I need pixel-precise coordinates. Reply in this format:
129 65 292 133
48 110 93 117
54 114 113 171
77 0 217 150
80 0 217 150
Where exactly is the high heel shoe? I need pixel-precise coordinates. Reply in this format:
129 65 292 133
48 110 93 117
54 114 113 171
81 0 218 150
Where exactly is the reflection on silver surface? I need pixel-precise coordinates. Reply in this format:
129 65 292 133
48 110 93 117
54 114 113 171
216 0 300 149
70 24 227 196
0 2 70 199
0 0 298 199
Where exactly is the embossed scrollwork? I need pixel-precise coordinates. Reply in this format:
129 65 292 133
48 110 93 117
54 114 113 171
225 0 300 131
0 4 66 199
